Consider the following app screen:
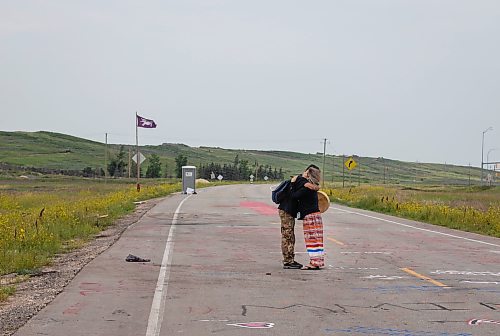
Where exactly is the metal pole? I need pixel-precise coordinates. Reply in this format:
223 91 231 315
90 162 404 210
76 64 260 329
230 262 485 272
136 112 140 191
104 133 108 182
342 155 345 187
481 132 484 184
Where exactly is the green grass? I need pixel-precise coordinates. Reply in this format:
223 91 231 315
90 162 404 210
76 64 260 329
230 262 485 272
0 286 16 302
325 185 500 237
0 130 489 185
0 177 183 275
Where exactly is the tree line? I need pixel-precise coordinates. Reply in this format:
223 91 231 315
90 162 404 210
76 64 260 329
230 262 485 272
98 146 165 178
92 150 285 181
198 155 285 181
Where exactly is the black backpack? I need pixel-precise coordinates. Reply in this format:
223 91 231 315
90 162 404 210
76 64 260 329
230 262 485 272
271 179 291 204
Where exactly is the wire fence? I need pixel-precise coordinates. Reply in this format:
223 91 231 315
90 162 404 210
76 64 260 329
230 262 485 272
323 155 498 187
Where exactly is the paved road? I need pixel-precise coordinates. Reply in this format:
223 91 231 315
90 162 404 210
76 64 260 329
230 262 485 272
15 184 500 336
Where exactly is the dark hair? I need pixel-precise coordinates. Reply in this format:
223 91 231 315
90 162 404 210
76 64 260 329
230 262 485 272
306 164 320 171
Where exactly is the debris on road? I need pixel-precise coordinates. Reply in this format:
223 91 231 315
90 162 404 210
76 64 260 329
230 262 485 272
125 254 151 262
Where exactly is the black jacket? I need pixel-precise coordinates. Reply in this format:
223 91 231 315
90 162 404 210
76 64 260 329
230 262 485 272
277 176 298 217
291 175 319 220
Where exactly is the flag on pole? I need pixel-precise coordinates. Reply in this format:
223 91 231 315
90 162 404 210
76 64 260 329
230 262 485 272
136 115 157 128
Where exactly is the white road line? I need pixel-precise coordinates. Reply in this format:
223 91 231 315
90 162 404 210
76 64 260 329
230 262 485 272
461 281 500 285
332 207 500 248
146 195 191 336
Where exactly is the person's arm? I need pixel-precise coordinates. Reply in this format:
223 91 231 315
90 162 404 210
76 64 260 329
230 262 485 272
304 182 320 191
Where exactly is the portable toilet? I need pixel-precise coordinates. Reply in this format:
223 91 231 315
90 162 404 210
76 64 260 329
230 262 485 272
182 166 197 194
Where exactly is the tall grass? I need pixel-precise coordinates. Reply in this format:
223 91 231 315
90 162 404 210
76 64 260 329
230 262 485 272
324 185 500 238
0 181 182 277
0 286 15 301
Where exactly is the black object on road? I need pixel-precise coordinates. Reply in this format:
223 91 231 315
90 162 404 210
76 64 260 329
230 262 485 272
125 254 151 262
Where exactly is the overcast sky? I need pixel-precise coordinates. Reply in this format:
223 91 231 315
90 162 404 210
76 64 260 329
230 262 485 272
1 0 499 166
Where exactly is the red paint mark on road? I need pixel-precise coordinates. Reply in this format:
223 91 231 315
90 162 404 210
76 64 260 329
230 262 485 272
63 302 86 315
240 201 277 216
79 282 103 296
187 306 214 314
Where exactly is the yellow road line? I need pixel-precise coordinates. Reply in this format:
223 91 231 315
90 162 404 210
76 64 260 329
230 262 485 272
327 237 345 246
401 268 449 287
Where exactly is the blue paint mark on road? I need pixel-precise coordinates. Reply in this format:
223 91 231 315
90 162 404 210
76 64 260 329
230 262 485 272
325 326 471 336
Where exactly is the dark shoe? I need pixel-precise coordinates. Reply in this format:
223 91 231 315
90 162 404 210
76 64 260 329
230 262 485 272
283 261 303 269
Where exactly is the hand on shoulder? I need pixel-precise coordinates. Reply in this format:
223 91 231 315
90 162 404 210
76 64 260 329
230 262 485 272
305 182 320 191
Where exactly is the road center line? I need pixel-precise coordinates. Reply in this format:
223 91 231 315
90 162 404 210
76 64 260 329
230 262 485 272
146 195 191 336
332 207 500 248
401 268 449 287
327 237 345 246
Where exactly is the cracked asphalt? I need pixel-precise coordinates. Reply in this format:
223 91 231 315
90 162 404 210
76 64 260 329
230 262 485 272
13 184 500 336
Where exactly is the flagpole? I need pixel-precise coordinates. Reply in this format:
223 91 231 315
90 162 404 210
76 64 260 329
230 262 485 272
136 112 140 191
104 133 108 183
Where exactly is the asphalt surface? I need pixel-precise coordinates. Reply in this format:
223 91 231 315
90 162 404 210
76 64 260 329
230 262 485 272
14 184 500 336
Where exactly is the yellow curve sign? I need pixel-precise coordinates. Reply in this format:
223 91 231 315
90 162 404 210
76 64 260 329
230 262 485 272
345 157 357 171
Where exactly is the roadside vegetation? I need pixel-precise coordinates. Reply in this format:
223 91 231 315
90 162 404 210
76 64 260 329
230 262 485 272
1 174 499 303
0 286 15 301
324 185 500 238
0 177 183 301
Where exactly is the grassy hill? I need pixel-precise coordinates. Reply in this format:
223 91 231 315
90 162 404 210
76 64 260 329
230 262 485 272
0 131 487 185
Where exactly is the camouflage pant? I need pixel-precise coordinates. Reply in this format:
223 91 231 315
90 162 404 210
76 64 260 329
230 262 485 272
279 210 296 264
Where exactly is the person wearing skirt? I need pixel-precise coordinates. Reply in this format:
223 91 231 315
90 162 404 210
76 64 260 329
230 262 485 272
302 211 324 268
291 165 324 270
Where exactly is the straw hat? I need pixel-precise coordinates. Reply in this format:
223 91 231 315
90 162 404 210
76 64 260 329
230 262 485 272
318 190 330 213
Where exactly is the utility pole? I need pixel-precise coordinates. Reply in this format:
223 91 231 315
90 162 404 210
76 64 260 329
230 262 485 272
321 138 328 188
104 133 108 182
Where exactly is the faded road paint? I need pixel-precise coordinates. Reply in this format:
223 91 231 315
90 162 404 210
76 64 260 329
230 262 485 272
327 237 345 246
240 201 277 216
402 268 449 288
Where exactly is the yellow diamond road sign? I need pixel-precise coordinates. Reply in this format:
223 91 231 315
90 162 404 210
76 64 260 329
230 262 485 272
345 157 357 171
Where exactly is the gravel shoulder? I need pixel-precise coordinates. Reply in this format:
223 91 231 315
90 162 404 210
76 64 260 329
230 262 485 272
0 199 160 336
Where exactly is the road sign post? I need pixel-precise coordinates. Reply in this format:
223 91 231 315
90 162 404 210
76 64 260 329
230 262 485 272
342 155 345 187
344 156 357 187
